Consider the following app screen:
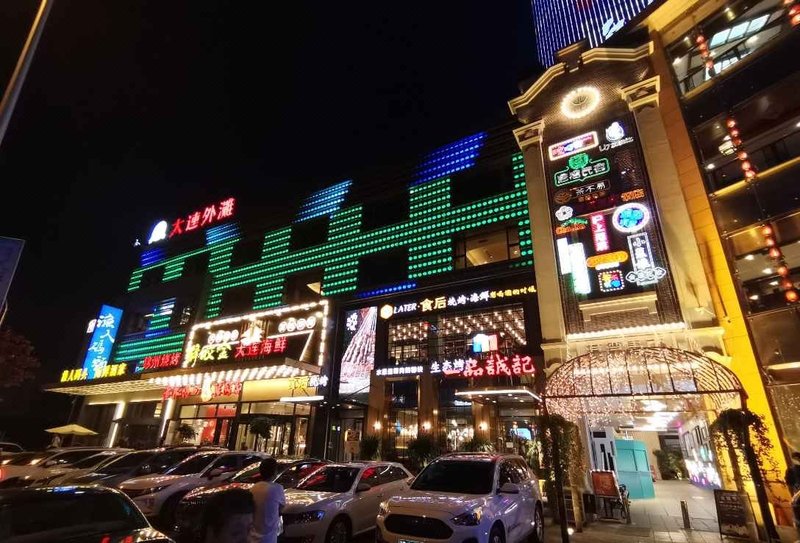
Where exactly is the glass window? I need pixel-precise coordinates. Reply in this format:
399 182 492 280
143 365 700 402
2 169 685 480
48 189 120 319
498 461 521 485
511 459 531 481
411 459 495 494
381 466 409 484
210 455 243 474
179 405 198 419
100 451 152 471
750 308 800 366
45 450 103 467
69 452 119 469
454 225 520 270
359 466 383 487
232 464 262 484
770 384 800 452
297 466 360 493
167 453 218 475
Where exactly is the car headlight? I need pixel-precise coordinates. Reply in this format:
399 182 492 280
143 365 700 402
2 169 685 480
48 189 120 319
283 510 325 525
451 508 482 526
378 501 389 516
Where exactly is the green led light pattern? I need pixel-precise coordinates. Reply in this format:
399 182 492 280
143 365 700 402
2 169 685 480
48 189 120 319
112 332 187 363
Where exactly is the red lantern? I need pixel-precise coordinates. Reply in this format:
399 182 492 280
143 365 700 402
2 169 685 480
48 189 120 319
792 12 800 25
790 4 800 15
740 160 752 171
696 34 706 44
761 225 773 236
705 59 715 70
745 169 757 180
730 128 740 138
769 247 782 259
782 279 794 289
733 137 743 147
786 290 799 303
778 265 790 277
765 237 776 247
726 118 737 128
737 150 748 160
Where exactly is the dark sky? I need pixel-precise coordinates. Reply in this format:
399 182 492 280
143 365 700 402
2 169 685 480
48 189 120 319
0 1 540 380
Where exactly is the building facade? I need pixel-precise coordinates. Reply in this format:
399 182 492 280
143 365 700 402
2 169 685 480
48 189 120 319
45 127 544 462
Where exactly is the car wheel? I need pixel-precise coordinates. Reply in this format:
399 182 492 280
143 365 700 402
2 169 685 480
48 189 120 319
325 516 350 543
489 524 505 543
529 505 544 543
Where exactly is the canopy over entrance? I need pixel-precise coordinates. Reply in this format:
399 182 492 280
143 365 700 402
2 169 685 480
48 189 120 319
544 347 744 420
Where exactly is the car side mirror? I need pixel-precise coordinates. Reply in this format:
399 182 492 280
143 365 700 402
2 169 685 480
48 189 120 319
498 482 520 494
356 482 372 493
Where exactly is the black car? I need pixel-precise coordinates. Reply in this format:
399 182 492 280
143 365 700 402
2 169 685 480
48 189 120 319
0 485 173 542
174 458 328 542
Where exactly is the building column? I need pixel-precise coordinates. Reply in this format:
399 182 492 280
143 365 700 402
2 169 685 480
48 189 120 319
107 401 127 447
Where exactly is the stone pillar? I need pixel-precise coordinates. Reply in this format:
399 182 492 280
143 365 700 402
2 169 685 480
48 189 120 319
418 372 439 438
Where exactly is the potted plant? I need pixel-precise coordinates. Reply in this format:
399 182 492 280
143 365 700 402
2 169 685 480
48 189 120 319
407 434 439 471
176 423 196 444
359 434 380 460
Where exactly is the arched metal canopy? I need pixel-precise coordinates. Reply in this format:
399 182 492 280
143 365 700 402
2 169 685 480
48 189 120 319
545 347 743 418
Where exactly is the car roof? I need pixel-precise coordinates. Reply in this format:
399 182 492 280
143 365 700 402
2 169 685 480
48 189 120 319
321 461 403 469
0 485 125 504
437 452 518 462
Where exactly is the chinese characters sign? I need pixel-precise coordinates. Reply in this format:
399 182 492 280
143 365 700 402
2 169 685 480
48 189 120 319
82 305 123 380
430 353 535 378
61 363 128 383
140 352 182 372
149 197 236 244
383 285 537 319
163 380 243 401
548 132 599 160
554 153 609 187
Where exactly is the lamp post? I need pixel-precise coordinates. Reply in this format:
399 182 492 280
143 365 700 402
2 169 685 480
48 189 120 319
0 0 55 149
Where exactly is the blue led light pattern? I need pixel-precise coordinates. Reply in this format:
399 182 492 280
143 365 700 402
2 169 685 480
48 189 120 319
206 223 240 245
140 248 165 267
296 180 353 222
532 0 656 67
355 282 418 299
413 133 486 186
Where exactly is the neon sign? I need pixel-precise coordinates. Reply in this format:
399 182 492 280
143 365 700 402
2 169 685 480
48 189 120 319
598 268 625 292
621 188 645 202
599 121 634 151
163 380 242 401
626 233 667 286
472 333 498 353
554 205 574 221
548 132 599 161
612 203 651 233
553 180 610 205
590 213 609 252
386 285 537 317
61 362 128 383
586 251 629 268
554 153 610 187
82 305 123 380
141 352 182 371
430 353 535 378
154 197 236 242
554 218 588 235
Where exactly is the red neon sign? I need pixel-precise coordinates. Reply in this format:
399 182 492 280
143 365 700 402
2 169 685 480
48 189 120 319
431 353 535 378
169 197 236 239
234 337 288 359
142 352 182 371
162 380 242 400
590 213 610 252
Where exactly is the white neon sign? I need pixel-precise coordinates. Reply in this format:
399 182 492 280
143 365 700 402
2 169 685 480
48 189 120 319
626 232 667 286
568 242 592 294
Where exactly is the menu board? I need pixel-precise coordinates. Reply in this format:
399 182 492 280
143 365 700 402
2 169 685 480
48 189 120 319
713 490 750 539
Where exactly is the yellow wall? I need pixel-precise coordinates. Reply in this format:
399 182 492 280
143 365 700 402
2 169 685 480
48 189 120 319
648 33 790 517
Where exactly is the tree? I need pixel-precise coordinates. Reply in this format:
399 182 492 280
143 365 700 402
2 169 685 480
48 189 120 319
359 435 380 460
407 434 439 471
249 417 277 453
176 423 196 443
0 329 39 388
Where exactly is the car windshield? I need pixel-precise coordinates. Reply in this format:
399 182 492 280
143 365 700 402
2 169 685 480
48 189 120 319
167 453 218 475
98 451 153 472
68 452 118 470
6 453 49 466
275 462 325 489
231 464 261 484
296 466 359 493
0 490 148 541
411 460 495 495
46 450 103 467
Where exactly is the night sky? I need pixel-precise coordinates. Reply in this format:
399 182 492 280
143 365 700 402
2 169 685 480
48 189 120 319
0 1 539 389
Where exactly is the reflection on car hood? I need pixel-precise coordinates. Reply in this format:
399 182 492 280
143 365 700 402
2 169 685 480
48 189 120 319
385 490 487 514
53 526 171 543
184 482 256 501
120 474 188 489
284 490 342 510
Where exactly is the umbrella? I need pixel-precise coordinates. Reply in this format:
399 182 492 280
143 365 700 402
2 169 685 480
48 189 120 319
45 424 98 436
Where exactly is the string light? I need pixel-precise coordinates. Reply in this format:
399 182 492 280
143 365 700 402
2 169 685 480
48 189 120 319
695 29 715 75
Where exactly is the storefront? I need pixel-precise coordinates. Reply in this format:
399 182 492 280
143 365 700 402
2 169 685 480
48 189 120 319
332 274 542 461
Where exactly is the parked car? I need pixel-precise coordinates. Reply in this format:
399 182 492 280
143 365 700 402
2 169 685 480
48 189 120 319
63 446 210 488
1 451 49 467
31 449 131 487
119 450 268 527
0 442 24 453
174 457 329 542
376 452 544 543
281 461 413 543
0 485 173 542
0 447 112 487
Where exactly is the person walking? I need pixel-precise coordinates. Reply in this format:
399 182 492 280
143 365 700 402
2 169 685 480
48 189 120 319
249 458 285 543
201 488 254 543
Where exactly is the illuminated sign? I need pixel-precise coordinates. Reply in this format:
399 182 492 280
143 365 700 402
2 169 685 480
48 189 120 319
599 121 634 151
554 153 610 187
184 301 328 368
554 218 588 235
338 307 377 401
61 362 128 383
376 365 424 377
553 180 610 205
82 305 123 380
554 205 574 221
590 213 609 252
430 353 535 378
621 188 646 202
626 233 667 286
472 333 498 353
586 251 629 268
141 352 182 371
612 203 651 233
548 132 599 161
569 243 592 294
163 380 243 401
289 374 329 391
598 268 625 293
560 86 601 119
153 197 236 242
387 285 537 317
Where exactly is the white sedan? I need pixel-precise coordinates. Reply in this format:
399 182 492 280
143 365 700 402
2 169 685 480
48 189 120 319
377 453 544 543
119 450 267 526
282 461 413 543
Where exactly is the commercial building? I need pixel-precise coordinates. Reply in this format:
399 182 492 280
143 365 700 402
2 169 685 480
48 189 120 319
45 127 545 461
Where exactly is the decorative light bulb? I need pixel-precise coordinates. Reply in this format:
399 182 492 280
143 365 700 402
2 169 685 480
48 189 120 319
761 225 773 236
726 118 737 128
778 265 790 277
769 247 782 259
786 290 799 303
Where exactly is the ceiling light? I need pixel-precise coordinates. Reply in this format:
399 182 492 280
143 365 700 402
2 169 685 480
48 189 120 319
770 280 779 286
744 254 755 261
762 268 773 275
706 163 715 170
749 294 760 300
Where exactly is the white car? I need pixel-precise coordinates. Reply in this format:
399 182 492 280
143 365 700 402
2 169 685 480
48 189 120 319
31 449 130 487
0 447 112 487
377 453 544 543
119 450 267 525
282 461 413 543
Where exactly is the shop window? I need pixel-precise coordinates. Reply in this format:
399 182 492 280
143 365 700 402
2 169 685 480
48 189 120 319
454 225 519 269
184 252 209 276
290 216 329 251
179 405 198 418
282 269 323 304
358 248 408 290
230 238 263 268
139 267 164 288
361 192 409 232
219 284 255 317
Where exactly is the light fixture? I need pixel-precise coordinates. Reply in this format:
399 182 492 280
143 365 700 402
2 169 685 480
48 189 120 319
560 86 601 119
744 254 755 261
748 294 760 300
706 163 715 170
479 422 488 431
762 268 773 275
